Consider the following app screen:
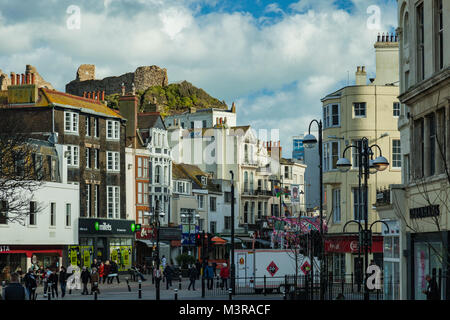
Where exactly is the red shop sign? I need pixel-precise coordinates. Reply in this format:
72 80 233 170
324 236 383 253
136 227 155 240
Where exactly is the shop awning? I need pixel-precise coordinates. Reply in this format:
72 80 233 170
221 237 243 243
211 236 227 244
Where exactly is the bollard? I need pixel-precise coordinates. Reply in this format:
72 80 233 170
174 288 178 300
179 274 182 290
138 279 142 299
228 287 232 300
94 282 98 300
264 275 267 296
48 283 52 300
201 277 205 298
126 277 131 292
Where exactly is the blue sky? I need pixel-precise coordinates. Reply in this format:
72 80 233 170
0 0 398 157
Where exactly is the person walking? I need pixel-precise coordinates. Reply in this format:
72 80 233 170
3 273 28 300
90 267 100 295
98 261 105 285
91 259 99 270
163 263 173 290
205 262 214 290
81 266 91 295
187 264 197 291
423 274 440 300
195 260 201 280
23 268 37 300
219 263 229 290
49 269 59 298
42 267 51 298
59 266 68 298
109 260 120 284
103 260 111 284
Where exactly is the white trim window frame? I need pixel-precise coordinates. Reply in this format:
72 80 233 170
106 120 120 140
323 141 340 172
332 189 341 223
392 139 402 169
66 145 79 167
107 186 120 219
393 102 400 117
106 151 120 172
353 102 366 118
64 111 79 134
323 104 340 129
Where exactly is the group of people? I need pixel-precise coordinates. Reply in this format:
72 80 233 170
185 260 230 291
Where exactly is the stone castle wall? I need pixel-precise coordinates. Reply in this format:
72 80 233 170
66 64 168 96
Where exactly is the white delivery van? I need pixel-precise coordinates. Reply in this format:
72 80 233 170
234 249 320 293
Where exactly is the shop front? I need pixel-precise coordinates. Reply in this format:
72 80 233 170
324 234 384 279
72 218 136 272
407 231 449 300
0 245 63 281
135 226 156 265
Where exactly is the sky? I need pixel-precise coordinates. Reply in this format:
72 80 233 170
0 0 398 157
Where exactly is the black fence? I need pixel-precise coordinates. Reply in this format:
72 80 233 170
202 273 400 300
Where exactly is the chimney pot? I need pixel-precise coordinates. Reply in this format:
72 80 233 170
16 74 20 85
10 73 15 85
377 33 380 42
83 92 86 98
362 66 366 73
26 73 30 84
97 91 101 101
31 73 35 84
101 91 105 101
357 66 361 72
21 74 25 85
88 92 91 99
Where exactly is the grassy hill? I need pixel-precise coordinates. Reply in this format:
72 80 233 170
105 80 228 117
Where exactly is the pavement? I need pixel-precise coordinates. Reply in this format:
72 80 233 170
23 277 285 301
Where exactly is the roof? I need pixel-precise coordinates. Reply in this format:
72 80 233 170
36 88 123 119
137 112 166 130
172 163 191 180
175 163 221 193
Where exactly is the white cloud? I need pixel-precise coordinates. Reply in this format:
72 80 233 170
0 0 397 157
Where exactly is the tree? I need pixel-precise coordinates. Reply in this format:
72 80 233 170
0 122 45 225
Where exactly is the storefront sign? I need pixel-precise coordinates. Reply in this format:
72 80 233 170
79 218 136 235
410 205 440 219
325 236 383 253
136 227 154 240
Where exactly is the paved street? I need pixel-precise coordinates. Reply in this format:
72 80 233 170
25 278 285 301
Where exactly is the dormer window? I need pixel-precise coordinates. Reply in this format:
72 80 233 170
201 176 207 186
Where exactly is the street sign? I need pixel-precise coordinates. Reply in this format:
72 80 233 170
266 261 279 277
301 260 311 275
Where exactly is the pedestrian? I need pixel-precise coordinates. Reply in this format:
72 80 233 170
59 266 68 298
163 263 173 290
109 260 120 284
90 267 100 295
15 266 24 283
98 261 104 285
212 262 217 277
132 264 147 282
204 262 214 290
43 267 51 298
423 274 440 300
23 268 37 300
103 260 111 284
219 263 229 289
195 260 201 280
188 264 197 291
161 255 167 268
3 273 28 300
38 265 45 285
91 258 98 271
81 266 90 295
49 268 59 298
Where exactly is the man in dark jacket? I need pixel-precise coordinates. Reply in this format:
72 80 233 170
23 268 37 300
423 275 440 300
109 260 120 284
188 264 197 291
59 266 68 298
163 264 173 290
48 269 59 298
195 260 202 280
3 273 27 300
80 267 91 295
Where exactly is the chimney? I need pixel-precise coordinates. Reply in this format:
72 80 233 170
101 91 105 101
131 82 136 96
83 92 86 98
118 89 139 147
121 83 125 96
21 74 25 85
231 102 236 113
355 66 367 85
10 72 15 85
16 74 20 85
88 92 91 99
26 73 30 84
97 91 101 101
373 32 399 85
31 73 35 84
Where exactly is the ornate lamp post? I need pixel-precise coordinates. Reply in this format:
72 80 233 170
151 199 165 300
336 137 389 300
302 119 324 300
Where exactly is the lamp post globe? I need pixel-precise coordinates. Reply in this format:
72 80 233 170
336 157 352 173
369 159 378 174
303 134 317 149
373 156 389 171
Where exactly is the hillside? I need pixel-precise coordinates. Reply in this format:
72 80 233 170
105 80 228 117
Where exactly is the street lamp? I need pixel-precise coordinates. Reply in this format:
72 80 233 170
181 210 200 255
151 199 165 301
337 137 389 300
303 119 324 300
229 170 235 295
